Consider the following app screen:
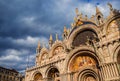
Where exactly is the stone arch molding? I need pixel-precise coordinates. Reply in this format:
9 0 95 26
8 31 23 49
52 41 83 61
39 48 49 62
77 69 100 81
103 15 120 35
64 46 101 73
31 71 43 80
68 24 100 48
45 65 60 78
113 44 120 62
49 41 66 57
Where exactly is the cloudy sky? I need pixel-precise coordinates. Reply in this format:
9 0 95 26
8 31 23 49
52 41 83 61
0 0 120 73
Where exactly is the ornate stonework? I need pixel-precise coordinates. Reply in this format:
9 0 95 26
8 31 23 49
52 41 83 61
25 3 120 81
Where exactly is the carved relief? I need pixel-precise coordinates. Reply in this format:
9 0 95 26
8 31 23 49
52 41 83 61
107 18 120 34
53 46 64 55
85 76 96 81
69 56 96 71
72 30 97 46
41 53 48 60
34 73 43 81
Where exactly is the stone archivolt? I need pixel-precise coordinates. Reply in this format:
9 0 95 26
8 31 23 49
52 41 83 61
25 3 120 81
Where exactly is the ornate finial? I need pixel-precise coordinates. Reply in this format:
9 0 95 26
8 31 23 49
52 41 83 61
75 8 79 16
79 13 83 19
49 34 53 41
76 19 83 26
107 2 113 11
74 17 77 22
90 15 95 22
37 40 41 48
71 23 74 29
49 34 53 48
63 25 68 40
56 34 58 41
36 40 41 54
64 25 67 32
96 6 101 14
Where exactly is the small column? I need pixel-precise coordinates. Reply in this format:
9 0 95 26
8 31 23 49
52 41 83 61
111 63 115 77
114 63 119 76
109 64 113 77
104 65 108 79
101 66 105 80
106 64 111 78
99 68 103 81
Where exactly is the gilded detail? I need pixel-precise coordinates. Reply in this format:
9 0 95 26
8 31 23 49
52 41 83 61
70 56 96 72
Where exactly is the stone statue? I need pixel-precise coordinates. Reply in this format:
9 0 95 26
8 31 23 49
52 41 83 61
107 2 113 11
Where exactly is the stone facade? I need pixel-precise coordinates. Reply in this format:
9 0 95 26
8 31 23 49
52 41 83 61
0 66 24 81
25 3 120 81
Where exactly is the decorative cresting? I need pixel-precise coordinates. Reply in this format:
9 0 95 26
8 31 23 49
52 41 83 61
107 17 120 34
77 69 99 81
33 72 43 81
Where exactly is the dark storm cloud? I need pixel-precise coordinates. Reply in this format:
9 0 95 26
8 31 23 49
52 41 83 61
0 0 120 73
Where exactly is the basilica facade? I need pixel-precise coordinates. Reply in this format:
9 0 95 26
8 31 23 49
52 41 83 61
25 3 120 81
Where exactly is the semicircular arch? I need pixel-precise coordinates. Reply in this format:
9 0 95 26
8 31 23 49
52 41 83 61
103 15 120 35
50 41 66 57
45 65 60 78
77 69 100 81
68 24 100 47
39 48 49 62
31 71 43 81
113 44 120 62
64 47 101 72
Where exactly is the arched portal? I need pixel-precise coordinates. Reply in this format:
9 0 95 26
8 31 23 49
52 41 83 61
34 73 43 81
78 69 99 81
47 68 60 81
67 51 100 81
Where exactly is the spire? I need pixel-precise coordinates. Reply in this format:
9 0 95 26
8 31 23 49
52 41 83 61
49 34 53 48
56 34 58 41
75 8 79 16
36 41 41 54
37 41 41 48
49 34 53 41
63 25 68 40
95 6 104 25
107 2 113 11
64 26 67 33
96 6 101 15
